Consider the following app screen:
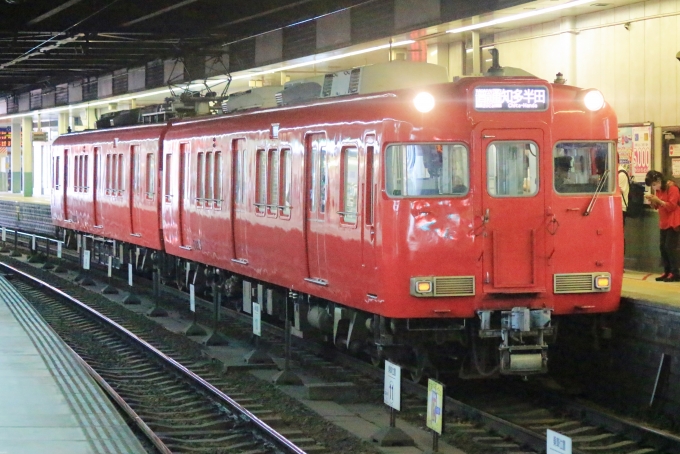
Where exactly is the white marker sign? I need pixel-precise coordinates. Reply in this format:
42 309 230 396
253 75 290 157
57 241 62 258
83 250 91 270
128 263 133 287
31 235 35 251
190 284 196 312
107 256 112 278
1 227 5 242
547 429 572 454
384 360 401 411
252 302 261 336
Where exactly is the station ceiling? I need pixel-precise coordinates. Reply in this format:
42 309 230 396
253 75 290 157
0 0 366 96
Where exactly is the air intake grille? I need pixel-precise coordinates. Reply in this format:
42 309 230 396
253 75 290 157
434 276 475 296
554 273 598 293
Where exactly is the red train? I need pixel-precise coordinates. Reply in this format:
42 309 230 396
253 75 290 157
52 60 622 379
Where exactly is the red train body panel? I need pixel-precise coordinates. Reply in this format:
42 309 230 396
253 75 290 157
52 67 621 377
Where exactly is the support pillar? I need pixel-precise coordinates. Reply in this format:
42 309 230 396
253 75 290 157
559 16 577 85
10 119 21 193
427 43 450 77
58 112 69 135
471 30 481 76
21 116 33 197
85 107 97 130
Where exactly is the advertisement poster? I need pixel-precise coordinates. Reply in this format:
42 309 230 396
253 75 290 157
672 158 680 178
618 124 653 180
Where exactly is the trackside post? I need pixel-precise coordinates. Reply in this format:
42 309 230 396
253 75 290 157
371 361 415 447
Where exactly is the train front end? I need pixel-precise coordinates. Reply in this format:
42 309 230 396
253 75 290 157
378 76 621 378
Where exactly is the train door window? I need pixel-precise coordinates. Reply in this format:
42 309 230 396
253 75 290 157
214 151 222 209
365 146 374 225
319 147 327 213
280 149 291 218
106 154 112 194
164 153 172 203
53 156 60 189
386 143 469 197
132 145 139 194
553 142 615 194
233 139 245 205
196 152 205 207
83 155 89 192
206 151 213 207
146 153 155 199
256 149 267 215
311 144 319 212
117 153 124 195
340 147 359 224
486 142 538 197
267 149 279 216
74 155 80 192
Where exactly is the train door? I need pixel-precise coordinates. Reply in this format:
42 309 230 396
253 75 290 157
362 136 378 297
130 144 142 237
231 139 248 263
305 133 328 283
93 147 102 227
481 129 546 292
178 142 192 249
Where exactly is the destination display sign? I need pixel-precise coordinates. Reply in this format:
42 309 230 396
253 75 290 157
474 86 548 111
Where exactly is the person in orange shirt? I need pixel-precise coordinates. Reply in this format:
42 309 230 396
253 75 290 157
645 170 680 282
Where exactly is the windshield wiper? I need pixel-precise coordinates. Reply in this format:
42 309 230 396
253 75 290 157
583 169 610 216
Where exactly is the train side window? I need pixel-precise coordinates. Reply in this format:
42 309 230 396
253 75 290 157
280 149 291 218
196 151 205 207
84 155 89 193
74 155 79 192
553 142 615 194
214 151 222 209
487 142 538 197
206 151 213 207
132 145 139 194
106 154 112 194
117 153 124 195
164 153 172 203
256 149 267 215
386 143 469 197
267 149 279 217
146 153 155 200
340 147 359 224
365 145 374 226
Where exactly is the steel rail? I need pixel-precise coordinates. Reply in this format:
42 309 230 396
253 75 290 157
0 261 307 454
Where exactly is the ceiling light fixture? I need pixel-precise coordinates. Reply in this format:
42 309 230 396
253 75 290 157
447 0 593 34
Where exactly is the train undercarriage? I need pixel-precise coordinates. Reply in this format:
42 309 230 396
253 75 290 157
61 229 556 381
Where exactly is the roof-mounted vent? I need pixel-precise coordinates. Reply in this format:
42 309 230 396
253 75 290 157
222 86 280 113
275 81 322 106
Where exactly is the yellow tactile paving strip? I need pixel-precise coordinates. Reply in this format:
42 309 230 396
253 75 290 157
623 270 680 308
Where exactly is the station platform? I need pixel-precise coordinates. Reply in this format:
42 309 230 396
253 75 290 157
622 270 680 308
0 194 53 237
0 193 49 205
0 275 147 454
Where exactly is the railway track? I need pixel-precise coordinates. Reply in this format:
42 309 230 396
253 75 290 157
0 261 315 454
4 248 680 454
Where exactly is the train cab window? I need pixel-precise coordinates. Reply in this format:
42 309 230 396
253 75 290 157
487 142 538 197
146 153 155 200
553 142 615 194
341 147 359 224
386 143 469 197
256 149 267 214
281 149 292 217
267 149 279 216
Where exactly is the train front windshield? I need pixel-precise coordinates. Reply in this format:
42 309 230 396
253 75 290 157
386 144 469 197
553 142 615 194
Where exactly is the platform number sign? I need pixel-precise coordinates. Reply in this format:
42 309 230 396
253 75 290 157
383 360 401 411
547 429 572 454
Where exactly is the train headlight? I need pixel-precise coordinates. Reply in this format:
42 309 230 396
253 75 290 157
594 275 611 290
410 277 434 296
413 92 435 113
583 90 605 111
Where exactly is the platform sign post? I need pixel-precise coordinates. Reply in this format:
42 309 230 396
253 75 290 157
547 429 572 454
83 250 91 270
253 301 261 337
426 378 445 452
372 360 414 446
